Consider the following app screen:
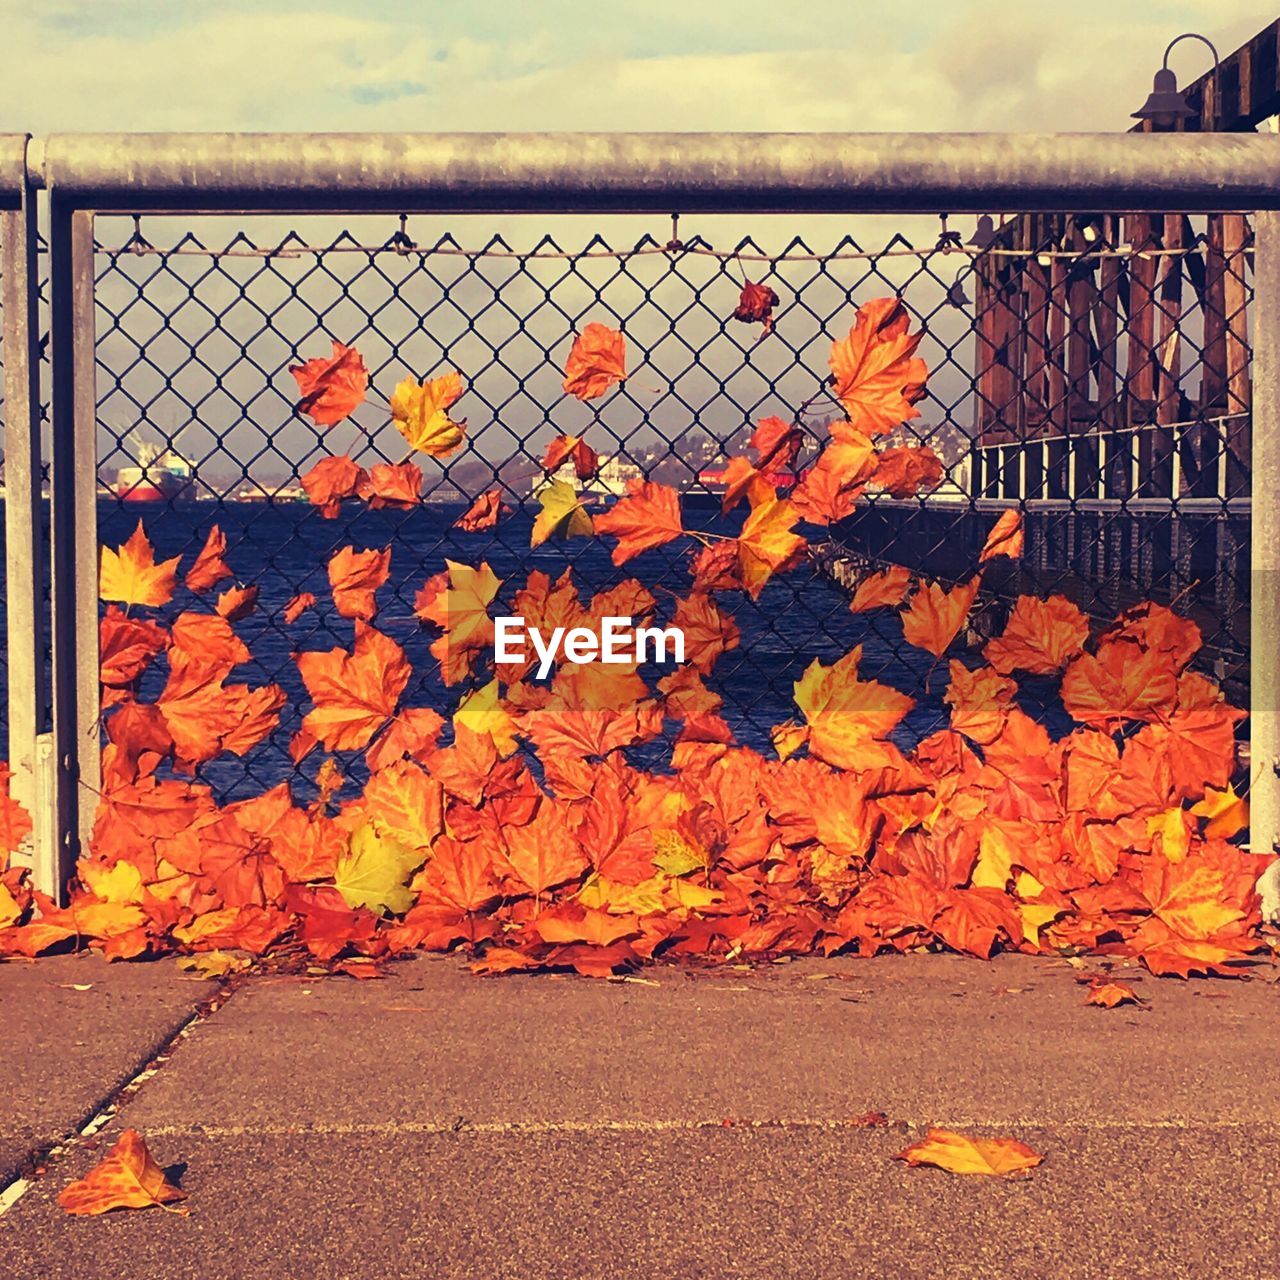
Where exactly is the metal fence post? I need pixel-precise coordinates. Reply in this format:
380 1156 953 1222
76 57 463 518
47 195 99 899
1 134 53 891
1250 209 1280 878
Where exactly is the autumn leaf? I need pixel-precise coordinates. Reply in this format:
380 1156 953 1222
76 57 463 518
900 576 980 659
894 1128 1043 1177
872 444 943 498
58 1129 187 1215
793 647 913 769
328 546 392 621
1085 981 1143 1009
732 280 780 333
100 521 181 608
454 680 519 756
543 434 599 480
850 565 911 614
829 297 928 435
390 371 466 457
184 525 233 593
334 823 423 916
750 415 802 470
562 323 626 400
216 584 259 622
532 478 595 548
1190 784 1249 840
358 461 422 510
985 595 1089 675
283 592 316 624
979 509 1024 562
1061 642 1179 728
737 496 805 599
289 340 369 426
594 480 684 565
0 763 33 856
297 623 411 753
301 455 368 518
454 489 507 532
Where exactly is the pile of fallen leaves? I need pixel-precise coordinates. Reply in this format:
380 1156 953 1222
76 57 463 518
0 294 1273 980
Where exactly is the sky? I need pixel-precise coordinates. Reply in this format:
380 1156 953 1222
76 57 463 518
2 0 1277 134
5 0 1277 485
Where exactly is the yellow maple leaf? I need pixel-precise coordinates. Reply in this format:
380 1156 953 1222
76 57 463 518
532 478 594 548
334 823 423 916
454 680 519 756
100 521 181 607
894 1128 1043 1176
737 495 804 599
1190 784 1249 840
390 371 466 457
792 647 913 769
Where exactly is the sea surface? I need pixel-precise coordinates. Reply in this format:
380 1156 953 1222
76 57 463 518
3 497 990 803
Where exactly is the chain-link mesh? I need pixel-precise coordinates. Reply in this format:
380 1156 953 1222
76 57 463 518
78 210 1252 803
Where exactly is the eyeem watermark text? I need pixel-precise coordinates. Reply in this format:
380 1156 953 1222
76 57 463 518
494 616 685 679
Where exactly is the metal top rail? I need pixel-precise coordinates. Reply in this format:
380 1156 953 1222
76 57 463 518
22 131 1280 214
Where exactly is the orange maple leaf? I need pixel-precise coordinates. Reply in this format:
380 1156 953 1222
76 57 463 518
828 297 928 435
282 592 316 624
216 584 259 622
328 546 392 621
979 509 1024 562
792 647 914 769
731 280 780 333
594 479 684 566
453 489 507 532
1085 980 1143 1008
672 591 741 674
872 444 943 498
1061 642 1180 728
894 1128 1043 1176
542 434 600 480
184 524 233 593
562 323 626 400
358 461 422 510
289 340 369 426
58 1129 187 1215
850 565 911 614
737 496 805 599
100 521 181 608
301 455 368 518
297 623 411 753
900 576 980 659
984 594 1089 675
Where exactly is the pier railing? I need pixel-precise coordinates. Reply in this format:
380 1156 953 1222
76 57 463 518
1 132 1278 899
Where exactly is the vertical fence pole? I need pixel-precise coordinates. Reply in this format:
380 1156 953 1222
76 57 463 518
1250 210 1280 872
1 135 52 890
47 197 98 899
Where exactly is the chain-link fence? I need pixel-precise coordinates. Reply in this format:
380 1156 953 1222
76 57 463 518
2 131 1277 900
77 209 1253 802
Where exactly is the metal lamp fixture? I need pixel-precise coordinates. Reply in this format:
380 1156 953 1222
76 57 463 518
1131 33 1220 127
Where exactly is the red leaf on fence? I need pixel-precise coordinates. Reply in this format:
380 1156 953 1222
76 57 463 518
900 576 980 659
732 280 780 333
562 323 626 400
1060 642 1180 728
290 340 369 426
328 546 392 621
184 525 233 593
0 763 33 857
873 444 943 498
750 416 802 470
828 297 928 435
453 489 507 532
542 434 599 480
216 584 259 622
984 595 1090 675
100 607 170 698
849 565 911 614
100 522 181 608
359 461 422 510
672 591 741 674
737 496 805 599
301 456 368 518
297 623 411 754
979 509 1024 562
594 480 684 565
283 592 316 624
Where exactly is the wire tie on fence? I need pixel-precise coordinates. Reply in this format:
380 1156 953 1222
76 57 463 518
391 213 416 255
126 214 155 256
665 212 684 253
935 213 963 254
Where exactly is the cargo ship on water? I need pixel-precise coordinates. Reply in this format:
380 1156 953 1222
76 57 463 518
115 439 196 504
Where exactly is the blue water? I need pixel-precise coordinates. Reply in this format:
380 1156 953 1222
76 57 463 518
74 498 952 802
